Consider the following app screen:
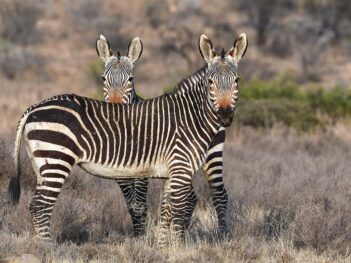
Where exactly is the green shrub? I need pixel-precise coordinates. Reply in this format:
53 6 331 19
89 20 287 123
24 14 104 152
306 86 351 120
86 59 104 86
240 75 305 101
239 75 351 127
164 84 174 94
235 99 324 132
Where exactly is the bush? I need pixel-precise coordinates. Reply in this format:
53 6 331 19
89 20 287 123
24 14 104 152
86 59 104 86
85 60 104 100
237 76 351 129
0 43 46 79
235 99 323 132
67 0 100 31
67 0 130 49
306 86 351 120
240 75 304 101
0 0 42 45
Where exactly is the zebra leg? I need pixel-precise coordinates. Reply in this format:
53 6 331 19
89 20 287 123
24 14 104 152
116 178 148 237
202 129 228 234
132 178 148 236
183 184 197 230
169 172 193 243
29 165 71 239
204 167 228 234
157 179 171 247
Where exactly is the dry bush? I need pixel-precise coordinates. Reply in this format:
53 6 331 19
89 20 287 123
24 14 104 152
145 0 170 29
303 0 351 41
67 0 101 31
233 0 296 45
289 16 333 82
0 0 42 45
0 44 47 80
67 0 130 50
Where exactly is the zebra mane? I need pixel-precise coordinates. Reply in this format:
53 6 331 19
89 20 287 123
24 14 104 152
171 65 208 94
221 48 226 59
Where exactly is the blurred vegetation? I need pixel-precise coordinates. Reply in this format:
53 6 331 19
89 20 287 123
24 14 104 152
232 76 351 132
86 60 105 100
0 0 46 79
0 0 42 45
235 99 323 132
86 60 104 86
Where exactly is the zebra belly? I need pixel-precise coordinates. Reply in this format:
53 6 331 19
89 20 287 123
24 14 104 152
79 162 169 179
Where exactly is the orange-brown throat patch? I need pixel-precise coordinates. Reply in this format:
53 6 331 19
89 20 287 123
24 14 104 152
108 90 124 104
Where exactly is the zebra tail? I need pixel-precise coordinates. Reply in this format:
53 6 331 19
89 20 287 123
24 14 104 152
8 113 28 205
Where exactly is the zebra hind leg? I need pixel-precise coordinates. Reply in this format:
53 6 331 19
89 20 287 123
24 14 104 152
30 166 71 239
131 178 148 237
116 178 149 237
29 189 55 239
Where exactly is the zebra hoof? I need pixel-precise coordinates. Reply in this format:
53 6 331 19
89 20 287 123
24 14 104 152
218 226 232 240
133 230 146 238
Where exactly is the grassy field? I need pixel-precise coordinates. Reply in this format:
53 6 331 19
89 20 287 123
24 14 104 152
0 127 350 262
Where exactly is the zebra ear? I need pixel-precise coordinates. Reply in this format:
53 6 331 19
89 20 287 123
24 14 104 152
199 34 216 64
96 35 112 62
127 37 143 63
228 33 248 63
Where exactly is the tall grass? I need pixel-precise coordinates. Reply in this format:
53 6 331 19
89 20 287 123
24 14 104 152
1 129 350 262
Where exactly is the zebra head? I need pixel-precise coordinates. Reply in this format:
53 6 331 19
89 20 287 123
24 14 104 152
96 35 143 103
199 33 248 127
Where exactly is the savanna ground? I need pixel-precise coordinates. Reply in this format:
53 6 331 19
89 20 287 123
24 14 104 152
1 0 351 262
1 127 351 262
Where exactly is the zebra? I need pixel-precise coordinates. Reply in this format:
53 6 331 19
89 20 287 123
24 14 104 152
8 33 248 245
98 34 229 234
96 35 148 237
96 34 206 234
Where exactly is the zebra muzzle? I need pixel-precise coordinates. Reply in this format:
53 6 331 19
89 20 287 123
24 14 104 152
108 89 124 104
217 107 234 127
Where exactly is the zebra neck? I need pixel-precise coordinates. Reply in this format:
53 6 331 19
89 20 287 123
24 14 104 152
177 80 221 136
174 66 208 93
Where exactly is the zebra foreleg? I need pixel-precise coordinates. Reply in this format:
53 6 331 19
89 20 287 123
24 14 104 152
203 166 229 235
182 185 197 230
169 172 193 243
157 179 171 247
202 129 229 235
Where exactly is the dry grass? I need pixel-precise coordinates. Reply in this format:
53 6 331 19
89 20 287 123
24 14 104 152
0 128 351 262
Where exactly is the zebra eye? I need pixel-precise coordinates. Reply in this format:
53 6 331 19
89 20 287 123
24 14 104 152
235 77 240 85
101 75 106 82
208 78 214 85
128 76 134 82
